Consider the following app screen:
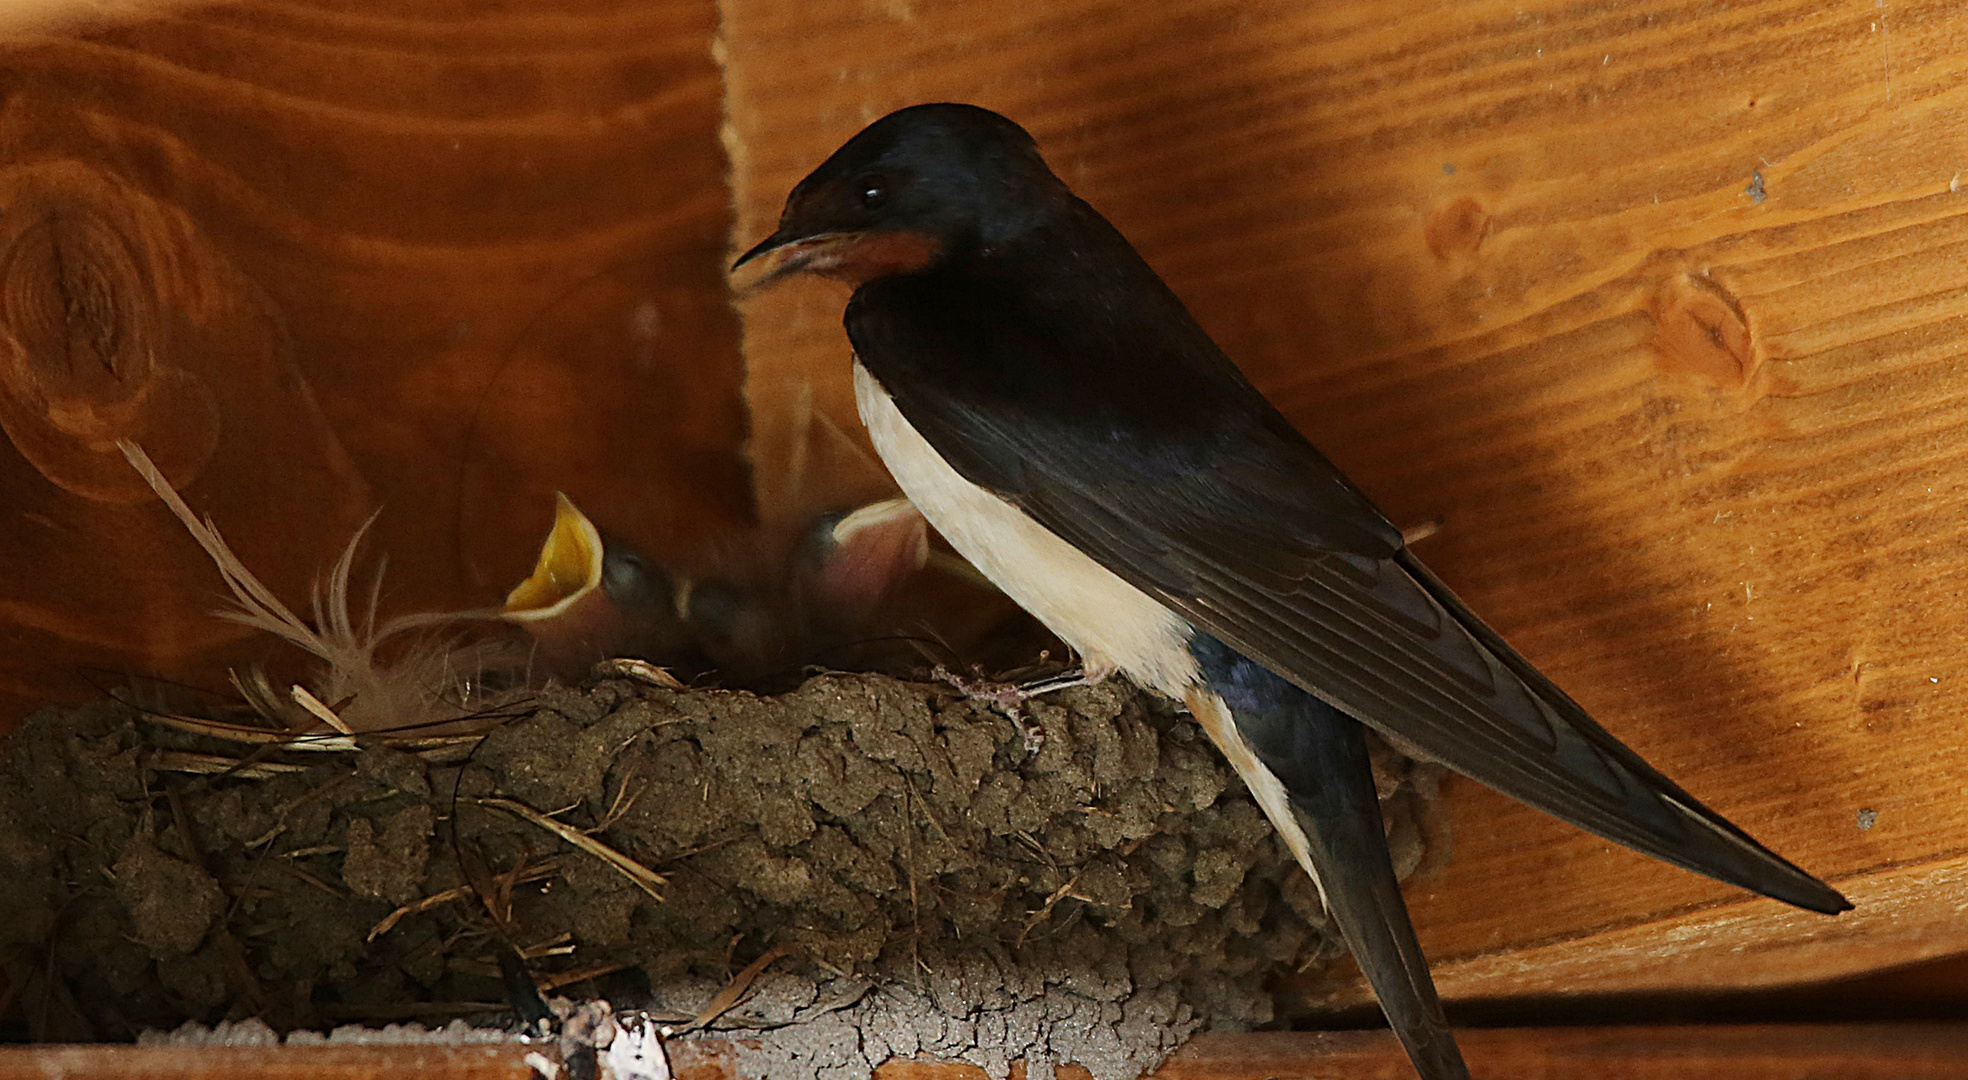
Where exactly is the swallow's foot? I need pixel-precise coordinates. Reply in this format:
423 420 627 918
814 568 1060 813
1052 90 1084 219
933 665 1089 709
933 666 1089 754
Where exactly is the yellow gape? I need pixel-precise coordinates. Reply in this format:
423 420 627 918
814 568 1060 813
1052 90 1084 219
504 493 605 621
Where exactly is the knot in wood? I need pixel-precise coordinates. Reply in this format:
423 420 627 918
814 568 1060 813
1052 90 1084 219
1425 195 1490 261
0 206 152 429
1648 274 1759 388
0 166 223 501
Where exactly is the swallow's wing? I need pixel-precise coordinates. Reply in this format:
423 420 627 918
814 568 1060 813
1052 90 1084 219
847 270 1848 915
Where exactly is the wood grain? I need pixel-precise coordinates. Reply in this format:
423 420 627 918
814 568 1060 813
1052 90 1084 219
0 0 750 723
719 0 1968 1000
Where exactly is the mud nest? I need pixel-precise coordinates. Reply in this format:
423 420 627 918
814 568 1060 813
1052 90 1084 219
0 671 1440 1079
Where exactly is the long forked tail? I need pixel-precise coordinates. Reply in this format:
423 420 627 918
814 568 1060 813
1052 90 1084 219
1188 636 1470 1080
1391 549 1851 916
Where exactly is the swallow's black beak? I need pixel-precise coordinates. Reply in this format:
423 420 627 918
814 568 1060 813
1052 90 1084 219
730 228 864 294
731 228 797 272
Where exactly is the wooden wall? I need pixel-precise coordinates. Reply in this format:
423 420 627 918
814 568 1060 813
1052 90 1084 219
4 0 1968 1022
0 0 752 720
720 0 1968 1003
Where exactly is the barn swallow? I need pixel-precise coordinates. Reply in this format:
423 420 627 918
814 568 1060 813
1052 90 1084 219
735 103 1849 1080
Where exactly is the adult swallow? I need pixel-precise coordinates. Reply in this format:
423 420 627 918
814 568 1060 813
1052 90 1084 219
734 103 1848 1080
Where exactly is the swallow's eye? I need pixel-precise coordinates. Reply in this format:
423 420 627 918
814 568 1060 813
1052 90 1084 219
856 174 889 211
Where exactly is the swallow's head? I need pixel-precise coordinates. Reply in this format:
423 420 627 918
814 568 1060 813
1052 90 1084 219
733 103 1065 290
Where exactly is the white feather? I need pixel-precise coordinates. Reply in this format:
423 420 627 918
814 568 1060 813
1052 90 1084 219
119 441 513 732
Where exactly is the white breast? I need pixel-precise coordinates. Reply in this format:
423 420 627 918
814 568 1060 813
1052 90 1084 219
852 360 1200 698
855 360 1327 898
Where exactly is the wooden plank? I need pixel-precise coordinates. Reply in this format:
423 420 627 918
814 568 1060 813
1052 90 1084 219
7 1027 1965 1079
718 0 1968 1000
1153 1027 1968 1079
0 0 750 724
0 1043 541 1080
1314 841 1968 1011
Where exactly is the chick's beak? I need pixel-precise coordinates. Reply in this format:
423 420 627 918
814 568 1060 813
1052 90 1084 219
505 493 605 621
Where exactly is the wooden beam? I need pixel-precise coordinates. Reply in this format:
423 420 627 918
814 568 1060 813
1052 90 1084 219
1152 1028 1968 1080
0 1042 542 1080
6 1027 1968 1079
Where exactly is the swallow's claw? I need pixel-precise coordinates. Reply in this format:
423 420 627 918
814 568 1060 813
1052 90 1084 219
932 665 1090 754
